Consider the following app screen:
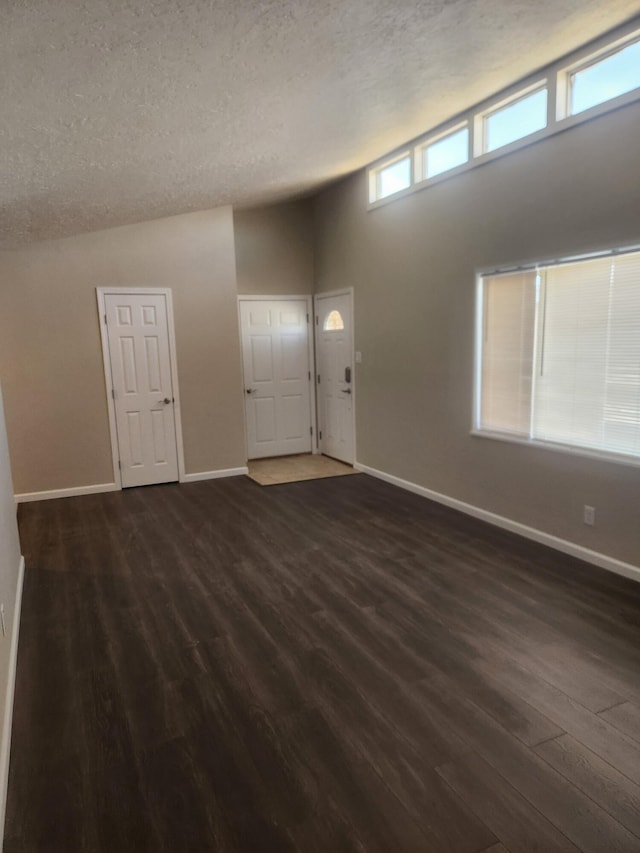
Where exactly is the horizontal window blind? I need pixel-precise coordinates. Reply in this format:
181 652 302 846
480 271 536 436
478 249 640 461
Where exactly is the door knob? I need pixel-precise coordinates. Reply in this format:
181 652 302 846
246 388 256 394
159 398 171 404
340 388 352 395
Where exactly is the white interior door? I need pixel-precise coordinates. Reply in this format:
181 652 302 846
240 299 313 459
104 293 179 487
315 291 355 464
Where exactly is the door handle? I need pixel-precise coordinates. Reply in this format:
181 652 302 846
340 388 352 394
159 398 172 404
246 388 257 394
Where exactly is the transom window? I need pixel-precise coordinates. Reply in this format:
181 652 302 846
417 124 469 182
569 38 640 115
480 86 547 154
476 248 640 464
368 25 640 206
373 154 411 201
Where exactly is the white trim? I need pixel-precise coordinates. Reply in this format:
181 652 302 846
368 150 412 203
15 482 119 503
473 79 548 157
414 121 470 184
476 241 640 278
0 555 25 845
354 462 640 584
164 289 187 483
96 287 186 487
306 296 319 455
96 291 122 487
314 286 354 300
14 472 251 499
472 274 483 430
181 467 248 483
556 26 640 120
236 294 312 301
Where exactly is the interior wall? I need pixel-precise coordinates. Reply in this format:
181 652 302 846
0 207 246 494
314 101 640 568
234 199 314 295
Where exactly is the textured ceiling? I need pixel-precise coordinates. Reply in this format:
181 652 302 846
1 0 639 248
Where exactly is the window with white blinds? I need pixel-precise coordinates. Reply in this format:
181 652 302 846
477 249 640 462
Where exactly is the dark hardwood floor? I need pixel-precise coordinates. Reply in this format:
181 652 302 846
6 473 640 852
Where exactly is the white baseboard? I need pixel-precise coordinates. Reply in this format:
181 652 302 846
355 462 640 584
181 467 248 483
15 469 250 500
0 555 25 846
15 482 119 503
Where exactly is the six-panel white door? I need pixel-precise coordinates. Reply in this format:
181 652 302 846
240 299 312 459
105 293 179 487
315 292 354 464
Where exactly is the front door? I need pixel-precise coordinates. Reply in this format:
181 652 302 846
104 293 179 487
239 298 313 459
315 291 354 464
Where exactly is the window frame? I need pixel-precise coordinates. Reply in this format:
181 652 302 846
368 150 413 204
473 81 549 157
472 245 640 469
414 121 470 184
556 28 640 121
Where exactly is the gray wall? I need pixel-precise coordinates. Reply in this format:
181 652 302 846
0 208 246 494
314 101 640 567
234 199 314 296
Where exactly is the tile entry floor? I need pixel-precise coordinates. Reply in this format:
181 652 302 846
246 453 359 486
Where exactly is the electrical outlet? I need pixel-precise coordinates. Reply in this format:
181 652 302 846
583 505 595 526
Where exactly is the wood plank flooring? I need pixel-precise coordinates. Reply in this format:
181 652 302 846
6 473 640 852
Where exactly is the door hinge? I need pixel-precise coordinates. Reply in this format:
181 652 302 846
306 313 309 323
308 371 311 381
111 388 115 399
118 460 121 470
319 430 322 440
317 374 321 384
315 315 319 326
104 313 107 325
310 426 313 436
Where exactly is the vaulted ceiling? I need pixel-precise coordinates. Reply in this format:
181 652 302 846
1 0 638 249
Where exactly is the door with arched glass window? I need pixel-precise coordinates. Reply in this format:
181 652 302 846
315 290 355 464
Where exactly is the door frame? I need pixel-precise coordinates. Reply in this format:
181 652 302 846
314 287 356 464
237 294 318 457
96 287 186 489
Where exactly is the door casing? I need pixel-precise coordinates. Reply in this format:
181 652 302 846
97 287 186 489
